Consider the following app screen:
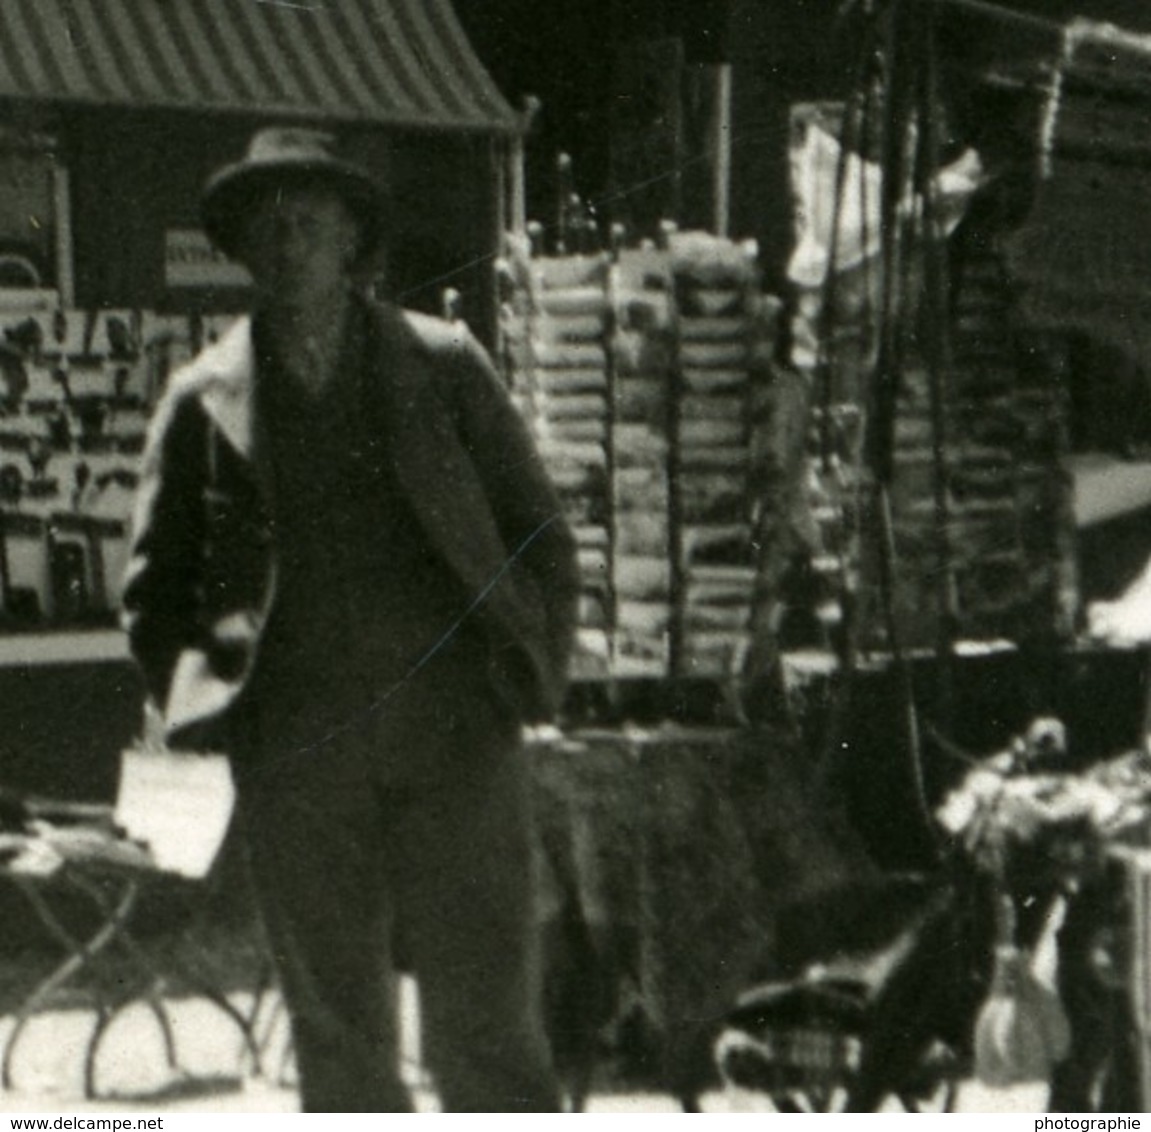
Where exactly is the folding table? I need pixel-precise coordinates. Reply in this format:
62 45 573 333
0 802 260 1099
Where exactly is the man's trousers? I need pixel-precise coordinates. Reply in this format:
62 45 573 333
233 690 560 1113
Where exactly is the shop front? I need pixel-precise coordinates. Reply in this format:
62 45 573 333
0 0 519 796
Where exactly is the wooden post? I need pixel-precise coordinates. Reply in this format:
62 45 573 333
507 132 524 236
509 96 541 237
53 162 74 306
711 63 733 237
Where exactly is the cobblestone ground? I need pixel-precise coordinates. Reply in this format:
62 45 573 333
0 984 1050 1114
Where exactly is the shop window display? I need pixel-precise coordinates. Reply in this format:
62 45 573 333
0 305 229 629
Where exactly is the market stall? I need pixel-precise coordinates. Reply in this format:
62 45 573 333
0 0 1150 1112
480 0 1151 1105
0 0 518 792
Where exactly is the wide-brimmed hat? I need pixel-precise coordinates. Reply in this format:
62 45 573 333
201 126 388 265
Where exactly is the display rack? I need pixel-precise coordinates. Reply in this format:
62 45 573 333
501 230 781 685
0 298 235 631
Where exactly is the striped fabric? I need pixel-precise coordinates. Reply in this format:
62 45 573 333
0 0 517 133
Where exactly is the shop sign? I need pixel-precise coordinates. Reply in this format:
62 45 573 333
164 228 250 288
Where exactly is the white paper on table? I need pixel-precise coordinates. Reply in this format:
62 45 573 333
114 748 235 879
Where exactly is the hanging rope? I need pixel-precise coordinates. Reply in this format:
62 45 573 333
809 4 885 802
916 1 960 731
810 0 1018 856
866 0 926 806
856 0 952 856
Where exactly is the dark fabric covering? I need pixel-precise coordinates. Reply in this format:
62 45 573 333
1004 20 1151 446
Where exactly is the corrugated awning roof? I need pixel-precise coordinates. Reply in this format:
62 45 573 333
0 0 519 134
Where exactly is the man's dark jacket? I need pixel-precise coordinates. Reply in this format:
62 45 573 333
122 296 579 750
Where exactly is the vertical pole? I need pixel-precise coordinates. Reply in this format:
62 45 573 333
711 62 733 237
507 96 541 241
53 163 74 306
494 136 509 242
509 131 526 236
482 136 503 350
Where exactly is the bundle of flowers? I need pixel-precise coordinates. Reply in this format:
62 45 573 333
936 719 1151 891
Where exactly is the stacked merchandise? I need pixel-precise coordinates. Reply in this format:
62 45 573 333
503 232 780 683
786 103 1073 651
801 241 1073 651
670 237 765 679
863 224 1074 648
609 250 675 677
0 303 232 625
928 239 1073 643
503 252 614 677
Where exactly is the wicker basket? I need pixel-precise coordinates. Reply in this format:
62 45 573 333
713 979 868 1112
